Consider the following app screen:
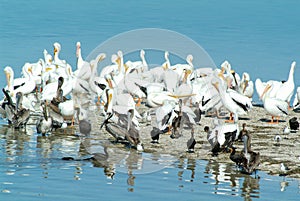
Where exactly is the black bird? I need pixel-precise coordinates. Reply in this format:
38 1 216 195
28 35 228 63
170 99 183 139
100 111 143 151
238 123 248 141
9 92 30 128
289 117 299 131
187 127 196 153
204 126 221 156
75 107 91 136
150 127 163 143
229 147 247 167
193 102 201 124
228 131 260 175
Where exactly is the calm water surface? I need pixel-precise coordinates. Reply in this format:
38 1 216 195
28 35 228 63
0 119 299 201
1 0 300 200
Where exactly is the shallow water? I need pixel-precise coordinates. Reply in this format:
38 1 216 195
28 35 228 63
0 119 299 201
1 0 300 200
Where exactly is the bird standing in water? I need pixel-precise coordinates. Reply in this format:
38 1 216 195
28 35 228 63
187 127 196 153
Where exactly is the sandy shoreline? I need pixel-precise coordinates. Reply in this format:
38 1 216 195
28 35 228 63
89 104 300 179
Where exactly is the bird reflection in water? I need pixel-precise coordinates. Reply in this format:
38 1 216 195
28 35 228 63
0 125 34 160
280 180 289 192
79 139 116 179
204 160 260 199
177 158 196 187
123 150 143 192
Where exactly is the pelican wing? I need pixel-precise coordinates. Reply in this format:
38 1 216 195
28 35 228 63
228 89 252 111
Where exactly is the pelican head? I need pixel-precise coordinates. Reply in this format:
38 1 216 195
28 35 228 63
221 60 229 70
204 126 210 133
97 53 106 62
4 66 13 90
140 49 145 58
186 54 194 67
164 51 169 60
53 42 61 54
76 41 81 57
260 84 272 100
114 51 123 69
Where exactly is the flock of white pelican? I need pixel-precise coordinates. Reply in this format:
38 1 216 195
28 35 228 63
1 42 299 175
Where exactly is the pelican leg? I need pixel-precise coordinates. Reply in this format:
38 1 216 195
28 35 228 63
225 113 234 123
167 125 172 134
96 96 101 105
288 101 292 110
268 116 277 124
276 116 280 124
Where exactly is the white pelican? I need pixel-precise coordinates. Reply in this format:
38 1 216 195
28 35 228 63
124 49 148 74
74 42 92 81
222 61 241 90
53 42 66 66
212 78 252 123
53 42 72 78
22 61 43 87
88 53 106 104
190 75 222 114
41 66 73 101
292 87 300 109
275 61 296 109
255 78 282 99
75 42 89 70
162 68 180 93
4 66 36 97
155 100 179 133
260 83 289 124
146 91 177 108
238 72 254 100
99 54 119 78
205 123 239 152
141 51 169 83
170 54 194 76
123 75 146 106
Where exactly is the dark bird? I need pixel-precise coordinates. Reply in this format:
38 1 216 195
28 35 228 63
204 126 221 156
150 127 163 143
229 147 247 167
241 134 260 174
289 117 299 131
75 107 91 136
193 102 201 124
1 88 16 121
8 92 30 128
238 123 248 141
36 101 53 135
187 127 196 153
100 110 143 151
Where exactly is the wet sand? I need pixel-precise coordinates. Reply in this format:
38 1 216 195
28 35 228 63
90 104 300 179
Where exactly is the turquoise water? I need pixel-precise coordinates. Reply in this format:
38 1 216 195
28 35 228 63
1 0 300 200
0 120 299 201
